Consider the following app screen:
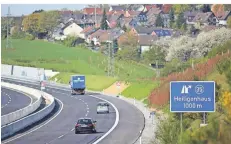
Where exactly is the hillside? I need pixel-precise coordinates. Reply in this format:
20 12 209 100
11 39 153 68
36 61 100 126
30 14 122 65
1 39 158 94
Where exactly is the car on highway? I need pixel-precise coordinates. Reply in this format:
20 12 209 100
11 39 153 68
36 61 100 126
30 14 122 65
97 102 109 114
75 118 97 134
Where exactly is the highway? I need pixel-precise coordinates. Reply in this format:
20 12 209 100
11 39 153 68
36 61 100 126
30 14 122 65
2 78 144 144
1 87 34 116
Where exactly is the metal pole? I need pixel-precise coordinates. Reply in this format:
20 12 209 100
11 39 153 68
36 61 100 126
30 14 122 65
139 131 142 144
94 5 96 28
203 112 206 124
180 113 183 136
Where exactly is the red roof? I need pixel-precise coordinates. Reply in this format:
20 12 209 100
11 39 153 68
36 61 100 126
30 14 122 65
161 4 173 14
81 26 93 34
83 8 103 15
145 5 158 11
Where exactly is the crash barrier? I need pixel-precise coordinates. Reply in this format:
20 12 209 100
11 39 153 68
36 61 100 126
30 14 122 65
1 82 55 139
1 82 42 126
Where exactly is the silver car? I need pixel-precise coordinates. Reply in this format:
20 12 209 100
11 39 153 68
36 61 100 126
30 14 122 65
97 102 109 114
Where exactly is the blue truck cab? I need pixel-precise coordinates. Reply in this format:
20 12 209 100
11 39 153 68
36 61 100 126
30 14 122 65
70 75 86 95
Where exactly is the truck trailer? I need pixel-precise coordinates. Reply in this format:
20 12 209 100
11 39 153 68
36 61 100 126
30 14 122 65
70 75 86 95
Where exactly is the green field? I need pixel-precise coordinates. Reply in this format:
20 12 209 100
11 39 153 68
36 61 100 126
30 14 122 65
50 72 117 91
1 39 157 92
122 81 159 100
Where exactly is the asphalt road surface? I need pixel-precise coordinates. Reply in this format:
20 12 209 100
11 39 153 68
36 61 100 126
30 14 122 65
1 78 144 144
1 87 33 116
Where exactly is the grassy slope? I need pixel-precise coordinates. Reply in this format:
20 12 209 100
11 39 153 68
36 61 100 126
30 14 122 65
121 81 159 100
1 39 157 92
50 72 117 91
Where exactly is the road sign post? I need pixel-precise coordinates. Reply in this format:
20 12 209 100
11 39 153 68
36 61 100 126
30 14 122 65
41 81 46 91
170 81 215 139
116 82 121 96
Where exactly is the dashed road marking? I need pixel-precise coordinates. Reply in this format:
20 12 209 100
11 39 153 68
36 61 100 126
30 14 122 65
58 135 64 139
71 128 75 131
87 107 89 110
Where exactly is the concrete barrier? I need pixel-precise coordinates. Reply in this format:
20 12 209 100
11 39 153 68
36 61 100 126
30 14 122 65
1 82 55 139
1 64 12 75
1 82 42 126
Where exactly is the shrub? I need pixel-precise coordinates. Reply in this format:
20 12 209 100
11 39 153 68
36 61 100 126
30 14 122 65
63 36 77 47
24 33 35 40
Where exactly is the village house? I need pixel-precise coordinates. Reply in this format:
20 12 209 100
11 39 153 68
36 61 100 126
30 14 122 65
192 12 218 28
215 11 231 26
137 35 158 53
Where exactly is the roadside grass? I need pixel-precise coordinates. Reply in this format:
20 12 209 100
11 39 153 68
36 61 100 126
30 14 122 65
50 72 117 91
121 81 159 100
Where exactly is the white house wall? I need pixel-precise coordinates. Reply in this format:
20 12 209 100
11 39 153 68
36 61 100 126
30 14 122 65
141 46 151 53
219 20 227 26
63 23 84 37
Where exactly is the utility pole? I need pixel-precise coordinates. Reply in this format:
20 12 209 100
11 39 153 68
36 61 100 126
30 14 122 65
94 5 97 28
107 33 115 77
6 6 12 49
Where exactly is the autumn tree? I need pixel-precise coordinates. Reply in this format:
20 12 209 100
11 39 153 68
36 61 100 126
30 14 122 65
172 4 190 14
22 13 43 36
224 4 231 11
202 4 211 12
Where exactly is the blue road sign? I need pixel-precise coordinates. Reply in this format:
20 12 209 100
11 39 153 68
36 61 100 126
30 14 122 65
170 81 215 112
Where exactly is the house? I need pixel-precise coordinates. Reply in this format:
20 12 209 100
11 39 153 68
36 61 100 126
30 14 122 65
147 7 163 17
88 29 107 45
52 24 66 40
131 26 156 35
109 5 126 11
119 17 136 28
144 4 158 11
151 29 172 37
192 12 217 27
83 8 103 15
184 11 199 25
216 11 231 26
137 35 158 53
98 28 125 43
137 11 148 23
80 26 100 43
146 16 157 27
62 21 84 38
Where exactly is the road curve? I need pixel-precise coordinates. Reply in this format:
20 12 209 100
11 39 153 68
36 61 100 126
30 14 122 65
2 78 144 144
1 80 116 144
1 87 33 116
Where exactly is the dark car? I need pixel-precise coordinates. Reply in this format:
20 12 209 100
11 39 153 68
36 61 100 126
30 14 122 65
75 118 97 134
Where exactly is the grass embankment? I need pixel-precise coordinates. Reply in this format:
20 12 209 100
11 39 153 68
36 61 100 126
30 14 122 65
121 81 159 100
1 39 157 96
50 72 117 91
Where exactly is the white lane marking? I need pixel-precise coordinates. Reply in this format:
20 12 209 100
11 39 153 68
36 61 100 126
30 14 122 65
2 98 64 144
58 135 64 139
89 95 120 144
87 110 89 113
86 107 89 110
1 92 12 108
71 128 75 131
85 113 88 117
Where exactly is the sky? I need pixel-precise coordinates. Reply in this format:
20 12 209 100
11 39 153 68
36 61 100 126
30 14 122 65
1 4 87 16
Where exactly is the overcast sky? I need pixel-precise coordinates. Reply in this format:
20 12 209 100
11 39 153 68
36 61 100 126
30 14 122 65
1 4 87 16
